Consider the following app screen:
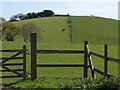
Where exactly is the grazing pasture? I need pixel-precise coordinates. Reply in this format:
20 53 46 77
1 16 119 88
72 16 118 45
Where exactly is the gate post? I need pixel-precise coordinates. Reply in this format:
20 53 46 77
104 44 108 77
31 33 37 80
23 45 26 80
84 41 88 78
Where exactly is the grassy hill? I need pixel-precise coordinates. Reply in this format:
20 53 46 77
14 16 118 46
15 17 69 43
1 16 119 87
72 16 118 45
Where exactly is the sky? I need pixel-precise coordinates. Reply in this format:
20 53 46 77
0 0 119 20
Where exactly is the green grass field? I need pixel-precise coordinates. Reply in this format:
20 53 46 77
15 17 69 43
72 16 118 45
1 16 119 88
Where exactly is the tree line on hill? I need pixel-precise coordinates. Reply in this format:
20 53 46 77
0 9 70 41
10 10 70 22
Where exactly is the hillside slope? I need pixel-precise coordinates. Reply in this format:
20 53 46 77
14 16 118 45
15 17 69 43
72 16 118 45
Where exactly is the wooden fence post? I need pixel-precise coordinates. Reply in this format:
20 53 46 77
84 41 88 78
31 33 37 80
23 45 26 80
104 44 108 77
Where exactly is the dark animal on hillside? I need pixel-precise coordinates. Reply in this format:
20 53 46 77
62 28 65 32
43 30 44 32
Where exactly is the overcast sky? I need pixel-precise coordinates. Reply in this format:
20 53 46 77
0 0 119 20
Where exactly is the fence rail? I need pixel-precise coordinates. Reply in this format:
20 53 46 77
30 33 120 80
3 63 23 66
90 52 104 59
90 52 120 63
1 33 119 80
90 45 120 77
0 69 23 72
30 33 88 80
0 49 24 52
108 57 120 63
0 75 23 78
0 57 23 60
94 68 113 77
37 64 84 67
37 50 84 54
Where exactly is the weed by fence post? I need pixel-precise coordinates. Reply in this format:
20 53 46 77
104 44 108 77
84 41 88 78
31 33 37 80
23 45 26 80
